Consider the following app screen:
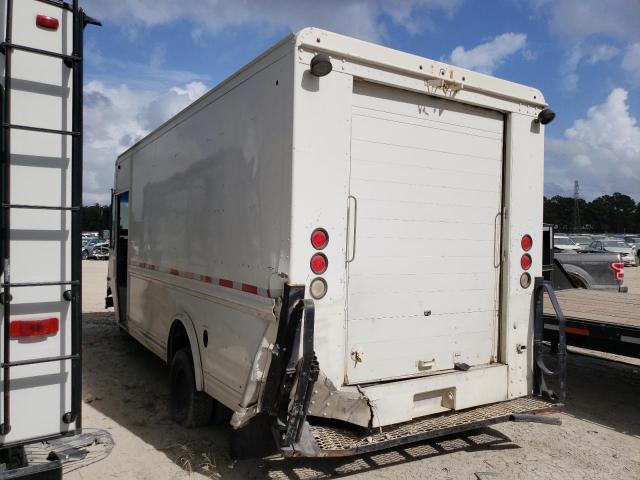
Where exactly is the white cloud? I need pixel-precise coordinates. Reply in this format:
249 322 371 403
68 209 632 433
545 88 640 200
534 0 640 41
622 42 640 84
81 0 462 42
534 0 639 90
83 81 207 204
448 33 527 74
586 44 619 64
560 44 620 91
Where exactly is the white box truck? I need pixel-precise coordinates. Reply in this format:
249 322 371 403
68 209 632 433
107 27 566 457
0 0 100 475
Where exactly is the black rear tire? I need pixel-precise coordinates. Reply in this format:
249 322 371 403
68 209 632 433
170 348 214 428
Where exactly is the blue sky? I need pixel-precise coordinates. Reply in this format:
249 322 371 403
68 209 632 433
80 0 640 204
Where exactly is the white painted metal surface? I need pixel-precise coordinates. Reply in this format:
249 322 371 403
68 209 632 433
346 81 503 384
0 0 75 445
109 27 547 429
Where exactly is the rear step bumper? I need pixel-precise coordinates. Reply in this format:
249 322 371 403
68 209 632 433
288 396 561 457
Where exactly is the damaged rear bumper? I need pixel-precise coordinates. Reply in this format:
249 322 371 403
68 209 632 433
286 396 561 457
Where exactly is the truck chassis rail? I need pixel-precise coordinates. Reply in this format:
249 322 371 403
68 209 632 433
300 396 560 457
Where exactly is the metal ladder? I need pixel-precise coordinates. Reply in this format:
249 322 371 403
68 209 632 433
0 0 99 435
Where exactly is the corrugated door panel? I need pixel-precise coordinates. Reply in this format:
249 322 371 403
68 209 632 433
346 81 503 384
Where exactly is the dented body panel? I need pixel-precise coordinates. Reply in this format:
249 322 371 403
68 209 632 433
109 27 547 434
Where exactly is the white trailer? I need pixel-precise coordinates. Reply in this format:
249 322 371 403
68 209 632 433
107 27 566 457
0 0 100 475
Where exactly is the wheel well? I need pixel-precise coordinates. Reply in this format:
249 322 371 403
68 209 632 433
167 320 191 364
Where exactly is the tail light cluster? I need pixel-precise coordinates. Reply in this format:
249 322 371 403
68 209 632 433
520 234 532 289
309 228 329 299
610 262 624 281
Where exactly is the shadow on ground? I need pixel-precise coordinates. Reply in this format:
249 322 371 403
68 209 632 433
82 312 639 479
562 352 640 437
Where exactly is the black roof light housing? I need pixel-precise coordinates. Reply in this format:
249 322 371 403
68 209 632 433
310 53 333 77
536 108 556 125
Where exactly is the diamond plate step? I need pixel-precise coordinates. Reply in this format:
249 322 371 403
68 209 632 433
309 396 560 457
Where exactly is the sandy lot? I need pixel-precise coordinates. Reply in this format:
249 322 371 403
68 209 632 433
69 261 640 479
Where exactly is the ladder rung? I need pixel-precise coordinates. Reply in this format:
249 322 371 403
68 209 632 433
2 123 80 136
3 204 80 211
2 354 79 368
2 281 80 288
0 42 81 63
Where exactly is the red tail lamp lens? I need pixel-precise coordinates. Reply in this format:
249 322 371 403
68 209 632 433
36 15 59 29
311 228 329 250
610 262 624 281
521 235 533 251
10 317 59 338
521 254 532 270
310 253 328 274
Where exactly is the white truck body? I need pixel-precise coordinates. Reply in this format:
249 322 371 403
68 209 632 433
109 27 551 448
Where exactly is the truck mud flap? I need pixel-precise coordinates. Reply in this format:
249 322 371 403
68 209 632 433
295 396 560 458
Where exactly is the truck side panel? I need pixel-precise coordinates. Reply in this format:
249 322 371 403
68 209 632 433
119 43 296 411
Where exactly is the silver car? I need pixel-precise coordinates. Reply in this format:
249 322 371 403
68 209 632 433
588 238 638 267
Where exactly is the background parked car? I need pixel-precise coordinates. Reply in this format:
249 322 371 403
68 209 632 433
554 234 581 251
569 235 593 250
623 236 640 247
82 238 109 260
587 238 637 266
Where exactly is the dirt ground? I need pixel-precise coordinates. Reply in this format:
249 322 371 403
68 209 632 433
68 261 640 479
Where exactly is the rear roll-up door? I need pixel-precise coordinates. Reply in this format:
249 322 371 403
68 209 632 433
346 81 504 384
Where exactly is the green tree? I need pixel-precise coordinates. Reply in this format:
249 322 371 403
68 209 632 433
543 196 575 231
586 193 636 233
82 203 111 232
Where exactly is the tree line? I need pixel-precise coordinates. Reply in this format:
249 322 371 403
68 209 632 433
84 193 640 235
544 193 640 233
82 203 111 232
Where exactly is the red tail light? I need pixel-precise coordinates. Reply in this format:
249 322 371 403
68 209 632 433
36 15 59 30
520 253 532 270
521 234 533 251
311 228 329 250
610 262 624 281
10 317 59 338
310 253 328 274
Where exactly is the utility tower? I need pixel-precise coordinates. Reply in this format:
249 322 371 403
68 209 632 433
572 180 581 232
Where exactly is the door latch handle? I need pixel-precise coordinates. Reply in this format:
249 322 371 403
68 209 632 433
346 195 358 263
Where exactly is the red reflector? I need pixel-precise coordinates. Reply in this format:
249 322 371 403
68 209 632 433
521 253 532 270
10 317 59 338
310 253 328 274
566 326 590 336
241 283 258 295
521 234 533 252
610 262 624 281
311 228 329 250
36 15 59 29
